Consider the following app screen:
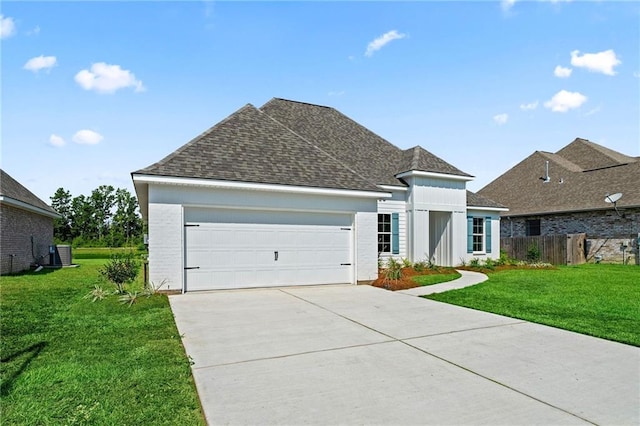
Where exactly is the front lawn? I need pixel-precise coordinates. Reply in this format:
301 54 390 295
0 259 205 425
426 264 640 346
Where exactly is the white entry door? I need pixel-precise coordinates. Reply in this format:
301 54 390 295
184 210 353 291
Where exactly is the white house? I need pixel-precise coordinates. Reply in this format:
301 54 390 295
132 99 506 292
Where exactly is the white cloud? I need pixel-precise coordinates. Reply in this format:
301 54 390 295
554 65 572 78
365 30 406 57
0 14 16 39
520 101 539 111
72 130 103 145
501 0 517 12
544 90 587 112
49 134 65 147
633 71 640 79
75 62 145 94
24 55 57 72
493 113 509 125
570 49 621 76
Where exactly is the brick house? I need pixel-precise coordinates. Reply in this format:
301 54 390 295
0 169 60 274
478 138 639 264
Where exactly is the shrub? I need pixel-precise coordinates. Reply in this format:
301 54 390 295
469 258 481 268
526 244 541 263
413 260 428 273
383 257 403 289
484 258 496 270
99 252 139 294
401 258 413 268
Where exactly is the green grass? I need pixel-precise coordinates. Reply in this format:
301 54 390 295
426 264 640 346
73 247 147 259
412 271 461 286
0 259 205 425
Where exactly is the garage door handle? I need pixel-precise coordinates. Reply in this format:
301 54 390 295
184 266 200 270
274 251 278 261
340 263 351 266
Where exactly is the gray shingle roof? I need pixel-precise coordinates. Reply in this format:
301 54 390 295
398 146 472 177
135 98 482 196
478 138 640 216
135 104 380 192
466 191 506 209
0 169 58 215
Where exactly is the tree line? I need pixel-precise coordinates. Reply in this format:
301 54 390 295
50 185 144 247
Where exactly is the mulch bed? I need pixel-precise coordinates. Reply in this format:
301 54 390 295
370 267 457 291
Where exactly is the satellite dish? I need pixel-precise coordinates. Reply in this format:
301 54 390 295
605 193 622 204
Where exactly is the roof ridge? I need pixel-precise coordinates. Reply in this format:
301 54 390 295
269 97 332 109
258 108 382 190
411 146 421 170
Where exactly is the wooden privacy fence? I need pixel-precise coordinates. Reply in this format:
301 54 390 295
500 234 586 265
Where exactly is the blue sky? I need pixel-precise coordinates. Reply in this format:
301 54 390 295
2 1 639 203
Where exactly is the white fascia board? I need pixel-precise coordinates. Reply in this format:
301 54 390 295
376 184 408 192
468 206 510 213
132 174 391 199
0 196 61 219
395 170 475 182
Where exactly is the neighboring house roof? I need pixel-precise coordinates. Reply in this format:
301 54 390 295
0 169 60 218
478 138 640 216
135 98 475 192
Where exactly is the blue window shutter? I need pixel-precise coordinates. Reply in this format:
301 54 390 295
391 213 399 255
485 217 492 254
467 217 473 253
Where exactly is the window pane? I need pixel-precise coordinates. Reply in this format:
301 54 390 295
473 235 483 252
378 234 391 253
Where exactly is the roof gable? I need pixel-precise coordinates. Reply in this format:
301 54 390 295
0 169 58 216
134 104 380 192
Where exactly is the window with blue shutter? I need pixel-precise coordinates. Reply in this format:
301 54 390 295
485 217 492 254
391 213 399 255
467 217 473 253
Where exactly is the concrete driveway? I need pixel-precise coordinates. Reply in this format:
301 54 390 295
169 285 639 425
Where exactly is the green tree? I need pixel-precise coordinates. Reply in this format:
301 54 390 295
50 187 73 242
111 188 143 246
89 185 116 241
70 194 96 243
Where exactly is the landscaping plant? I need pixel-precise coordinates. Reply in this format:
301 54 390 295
99 252 139 294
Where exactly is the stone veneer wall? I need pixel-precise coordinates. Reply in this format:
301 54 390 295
0 204 54 274
501 207 640 264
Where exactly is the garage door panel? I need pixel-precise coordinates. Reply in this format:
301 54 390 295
185 213 353 291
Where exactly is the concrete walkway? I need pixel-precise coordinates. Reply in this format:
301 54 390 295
398 269 488 296
170 285 639 425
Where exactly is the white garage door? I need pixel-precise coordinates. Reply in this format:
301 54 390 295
184 209 353 291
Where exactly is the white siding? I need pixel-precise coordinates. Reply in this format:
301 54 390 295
405 176 468 266
148 203 183 291
355 212 378 282
149 185 375 214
